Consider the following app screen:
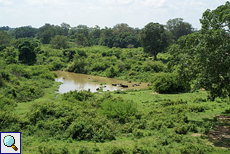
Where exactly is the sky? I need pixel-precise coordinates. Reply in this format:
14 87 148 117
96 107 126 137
0 0 228 29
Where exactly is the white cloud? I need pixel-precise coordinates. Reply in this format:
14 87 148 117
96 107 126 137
24 0 64 5
99 0 166 8
0 0 228 29
0 0 12 5
117 0 133 5
139 0 166 8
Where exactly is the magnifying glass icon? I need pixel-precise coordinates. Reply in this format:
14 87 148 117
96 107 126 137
3 135 18 151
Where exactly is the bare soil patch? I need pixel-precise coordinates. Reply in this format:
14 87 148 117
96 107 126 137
191 133 202 137
208 115 230 148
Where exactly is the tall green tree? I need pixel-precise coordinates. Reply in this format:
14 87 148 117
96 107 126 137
90 25 101 45
200 1 230 32
140 22 169 60
61 22 71 36
37 24 56 44
169 1 230 100
166 18 193 41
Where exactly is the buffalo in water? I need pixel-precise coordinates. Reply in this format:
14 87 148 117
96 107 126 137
112 84 117 86
120 84 128 88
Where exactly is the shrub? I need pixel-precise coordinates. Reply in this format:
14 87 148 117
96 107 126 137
0 111 20 132
100 97 137 123
65 116 115 142
160 99 187 107
152 72 190 94
174 124 189 134
62 90 94 102
113 89 127 94
105 66 120 77
105 145 129 154
189 105 207 113
63 49 76 62
133 129 145 138
38 145 70 154
142 60 166 72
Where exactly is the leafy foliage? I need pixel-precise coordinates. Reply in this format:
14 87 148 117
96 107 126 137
140 22 170 60
166 18 194 41
17 38 39 65
50 35 68 49
100 96 137 123
169 1 230 100
152 72 190 94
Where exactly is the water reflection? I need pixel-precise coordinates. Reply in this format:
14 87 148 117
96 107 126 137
54 71 149 93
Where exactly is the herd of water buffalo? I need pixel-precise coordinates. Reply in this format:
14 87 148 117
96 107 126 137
111 82 141 88
96 81 143 90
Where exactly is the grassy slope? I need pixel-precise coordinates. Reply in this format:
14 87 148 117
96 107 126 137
14 86 230 153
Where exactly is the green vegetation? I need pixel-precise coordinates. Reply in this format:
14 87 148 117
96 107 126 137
1 1 230 153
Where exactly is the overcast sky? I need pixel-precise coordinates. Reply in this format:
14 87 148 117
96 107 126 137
0 0 228 29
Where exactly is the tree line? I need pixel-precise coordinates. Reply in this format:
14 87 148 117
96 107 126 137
0 18 194 49
1 1 230 101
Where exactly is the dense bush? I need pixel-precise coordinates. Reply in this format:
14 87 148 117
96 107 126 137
152 72 190 93
0 64 55 102
142 60 166 72
100 97 137 123
62 90 94 102
0 111 20 132
38 145 70 154
65 116 115 142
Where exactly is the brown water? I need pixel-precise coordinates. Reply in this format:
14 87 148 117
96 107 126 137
54 71 149 93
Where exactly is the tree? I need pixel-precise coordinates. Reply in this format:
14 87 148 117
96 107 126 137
140 22 169 60
69 25 91 46
169 1 230 100
113 32 140 48
90 25 101 45
50 35 68 49
37 24 56 44
40 29 56 44
200 1 230 32
166 18 193 41
61 22 71 36
0 31 12 46
14 26 37 39
17 38 38 65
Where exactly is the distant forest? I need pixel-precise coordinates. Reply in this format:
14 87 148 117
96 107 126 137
0 18 194 49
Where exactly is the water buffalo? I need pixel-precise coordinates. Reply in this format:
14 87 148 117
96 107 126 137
121 84 128 88
112 84 117 86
